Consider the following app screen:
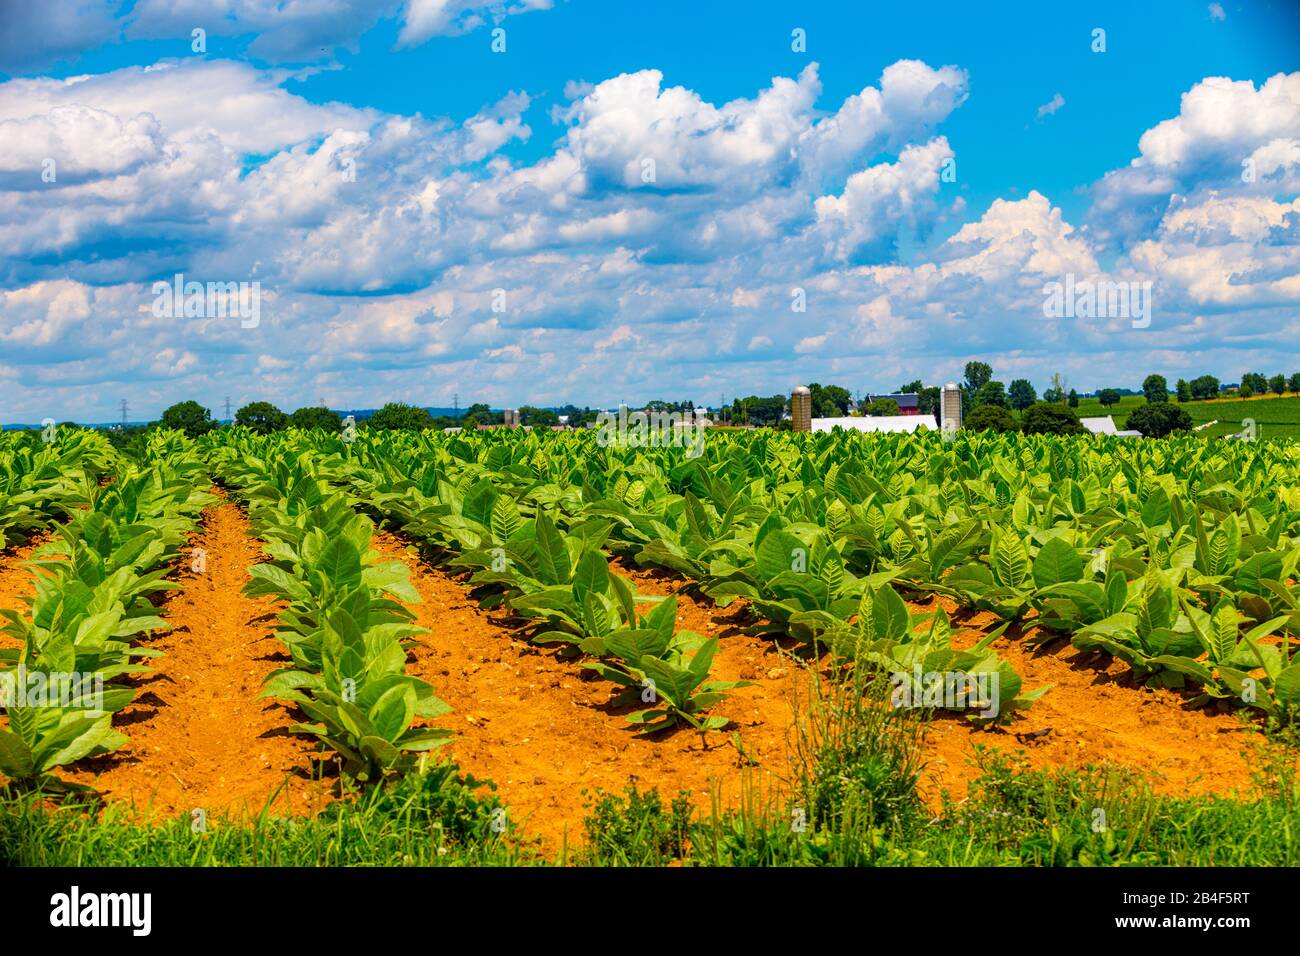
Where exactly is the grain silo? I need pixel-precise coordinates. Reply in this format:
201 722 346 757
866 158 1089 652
940 383 962 434
791 385 812 432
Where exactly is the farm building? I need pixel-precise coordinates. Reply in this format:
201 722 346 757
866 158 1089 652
1081 415 1142 437
866 393 921 415
811 414 938 434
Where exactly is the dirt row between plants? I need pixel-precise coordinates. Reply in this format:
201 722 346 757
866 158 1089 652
0 535 46 649
587 570 1271 808
370 533 805 853
920 595 1272 805
2 501 1279 844
62 494 324 820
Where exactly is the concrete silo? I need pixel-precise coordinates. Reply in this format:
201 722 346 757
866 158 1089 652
791 385 812 432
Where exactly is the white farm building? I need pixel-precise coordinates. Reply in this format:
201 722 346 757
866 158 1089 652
811 415 939 434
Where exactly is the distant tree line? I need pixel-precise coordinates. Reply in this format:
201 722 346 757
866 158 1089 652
146 399 605 438
78 364 1300 445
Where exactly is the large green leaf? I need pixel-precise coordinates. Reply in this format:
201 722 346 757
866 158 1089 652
1032 537 1083 589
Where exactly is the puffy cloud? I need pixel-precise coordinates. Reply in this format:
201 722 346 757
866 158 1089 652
1 56 1297 422
0 59 376 154
0 0 123 74
0 107 162 187
796 60 967 188
0 1 559 72
813 138 955 262
398 0 553 47
559 65 820 192
1089 72 1300 245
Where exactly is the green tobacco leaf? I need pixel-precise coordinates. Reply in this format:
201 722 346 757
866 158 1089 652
368 684 417 742
0 730 35 778
993 532 1030 590
572 548 610 606
1032 537 1083 589
1140 489 1171 528
315 536 363 590
533 511 571 586
1274 665 1300 708
1236 551 1283 596
756 528 803 583
461 478 497 529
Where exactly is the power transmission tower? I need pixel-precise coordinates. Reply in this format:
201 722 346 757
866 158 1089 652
119 399 128 427
453 392 459 417
224 396 232 422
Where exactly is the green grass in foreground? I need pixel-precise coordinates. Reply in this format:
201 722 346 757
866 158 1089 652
3 674 1298 866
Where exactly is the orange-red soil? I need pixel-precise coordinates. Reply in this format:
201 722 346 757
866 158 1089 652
918 596 1272 805
0 534 46 647
372 534 804 852
62 496 325 820
6 500 1286 846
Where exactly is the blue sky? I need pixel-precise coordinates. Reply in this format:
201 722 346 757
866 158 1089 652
1 0 1298 421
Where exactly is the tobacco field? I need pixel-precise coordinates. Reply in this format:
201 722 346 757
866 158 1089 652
2 424 1299 866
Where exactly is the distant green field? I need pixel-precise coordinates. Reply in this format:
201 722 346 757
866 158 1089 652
1072 393 1300 438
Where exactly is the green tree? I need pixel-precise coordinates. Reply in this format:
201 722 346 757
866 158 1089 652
102 424 149 453
235 401 288 434
1289 373 1300 394
1126 402 1193 438
807 382 853 417
367 402 434 431
1190 375 1220 401
518 405 559 427
1142 374 1168 404
462 402 502 427
1175 379 1192 403
1098 388 1122 408
1021 402 1086 435
738 395 788 427
918 386 940 416
974 380 1008 407
963 404 1017 432
1269 374 1287 395
288 406 342 431
1008 379 1037 410
1241 372 1268 394
963 361 993 396
158 400 216 438
1068 388 1079 408
1239 385 1255 399
862 398 900 416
